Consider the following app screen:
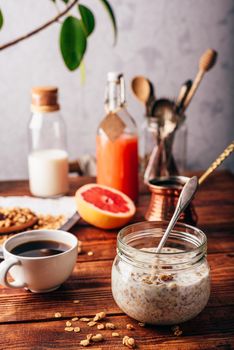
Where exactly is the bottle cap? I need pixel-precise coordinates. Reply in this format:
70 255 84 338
31 86 60 113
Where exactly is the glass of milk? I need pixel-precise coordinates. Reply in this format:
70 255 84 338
28 87 69 197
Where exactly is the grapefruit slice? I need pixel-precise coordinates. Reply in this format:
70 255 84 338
75 184 136 229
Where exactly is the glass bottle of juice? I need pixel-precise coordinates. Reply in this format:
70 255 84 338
96 72 138 202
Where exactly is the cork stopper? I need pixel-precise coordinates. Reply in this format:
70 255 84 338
31 86 60 113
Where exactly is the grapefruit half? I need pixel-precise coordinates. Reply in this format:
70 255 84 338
75 184 136 229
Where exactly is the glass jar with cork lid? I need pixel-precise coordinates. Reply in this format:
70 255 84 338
28 86 69 197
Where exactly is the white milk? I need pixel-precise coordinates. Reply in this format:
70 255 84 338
28 149 69 197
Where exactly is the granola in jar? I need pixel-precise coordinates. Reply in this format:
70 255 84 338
111 221 210 325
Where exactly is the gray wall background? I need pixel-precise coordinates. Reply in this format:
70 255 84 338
0 0 233 180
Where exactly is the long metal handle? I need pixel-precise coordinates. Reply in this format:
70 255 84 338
199 141 234 185
156 176 198 253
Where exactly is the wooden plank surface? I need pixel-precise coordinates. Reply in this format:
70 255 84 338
0 171 234 349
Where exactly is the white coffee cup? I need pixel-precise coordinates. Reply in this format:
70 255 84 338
0 229 78 293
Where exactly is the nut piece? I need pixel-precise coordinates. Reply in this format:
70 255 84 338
73 300 80 304
54 312 62 318
123 336 136 349
88 321 97 327
105 322 115 330
97 323 105 330
112 332 120 337
126 324 135 330
66 321 72 327
87 251 94 256
91 334 104 342
80 339 90 347
93 311 106 322
74 327 81 333
64 327 74 332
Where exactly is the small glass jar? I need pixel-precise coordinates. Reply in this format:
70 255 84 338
112 221 210 325
140 115 187 179
28 87 69 197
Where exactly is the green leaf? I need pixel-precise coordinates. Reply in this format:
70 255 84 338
0 9 4 30
78 4 95 36
98 0 117 44
61 0 69 3
60 16 87 71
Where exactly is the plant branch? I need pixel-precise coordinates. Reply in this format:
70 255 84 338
0 0 79 51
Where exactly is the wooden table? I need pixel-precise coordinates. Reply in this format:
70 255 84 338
0 171 233 350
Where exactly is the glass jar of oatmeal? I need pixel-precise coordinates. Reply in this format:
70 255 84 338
111 221 210 325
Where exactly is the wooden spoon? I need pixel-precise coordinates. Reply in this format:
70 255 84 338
182 49 217 113
131 76 155 115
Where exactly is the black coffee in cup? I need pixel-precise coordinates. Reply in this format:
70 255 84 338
10 240 71 257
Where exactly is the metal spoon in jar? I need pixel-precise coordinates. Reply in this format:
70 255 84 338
156 176 199 253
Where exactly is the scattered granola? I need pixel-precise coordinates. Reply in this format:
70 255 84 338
91 334 104 342
77 241 83 254
54 312 62 318
138 322 145 327
32 213 65 230
72 317 79 322
126 324 135 330
123 336 136 349
97 323 105 330
80 339 90 347
80 317 91 322
64 327 74 332
172 325 183 336
74 327 81 333
93 311 106 322
112 332 120 337
105 322 115 330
